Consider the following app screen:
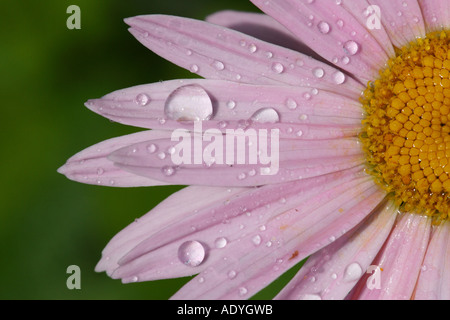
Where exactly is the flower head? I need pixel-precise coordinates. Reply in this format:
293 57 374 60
59 0 450 299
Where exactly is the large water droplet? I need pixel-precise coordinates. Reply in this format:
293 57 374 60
178 240 206 267
250 108 280 123
272 62 285 74
135 93 150 106
343 262 363 282
343 40 360 55
213 60 225 71
252 235 262 246
333 71 346 84
164 85 213 121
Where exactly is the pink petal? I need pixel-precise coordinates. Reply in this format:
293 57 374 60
276 200 397 300
349 212 432 300
250 0 392 83
85 79 363 133
206 10 322 59
108 136 364 187
99 166 365 280
124 15 364 98
170 173 385 299
414 221 450 300
369 0 426 48
418 0 450 32
57 130 171 187
95 185 247 275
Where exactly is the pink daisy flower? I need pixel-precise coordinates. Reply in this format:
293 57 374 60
58 0 450 300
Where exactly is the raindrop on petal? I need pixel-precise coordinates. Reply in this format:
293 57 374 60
178 240 206 267
214 237 228 249
343 40 360 55
162 166 176 176
272 62 284 74
317 21 331 34
252 235 262 246
333 71 346 84
250 108 280 123
135 93 151 106
343 262 363 282
312 67 325 78
164 85 213 121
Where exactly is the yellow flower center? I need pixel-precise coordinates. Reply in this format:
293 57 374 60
360 30 450 223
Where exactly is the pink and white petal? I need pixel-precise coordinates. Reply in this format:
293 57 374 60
57 130 171 187
418 0 450 32
124 15 364 98
276 200 397 300
86 79 363 134
170 175 385 299
250 0 391 83
414 220 450 300
369 0 426 48
101 166 365 280
206 10 321 59
95 185 248 275
349 212 432 300
108 135 364 187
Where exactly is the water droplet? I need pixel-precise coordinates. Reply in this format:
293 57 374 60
96 168 104 176
303 92 312 100
336 19 344 29
250 108 280 123
265 51 273 59
342 56 350 65
299 114 308 121
214 237 228 249
286 98 298 110
333 71 346 84
162 166 176 176
252 235 262 246
146 144 157 153
249 44 257 53
238 287 248 296
317 21 331 34
296 130 303 137
178 240 206 267
213 60 225 71
239 40 247 47
130 276 139 282
227 100 236 109
164 85 213 122
157 152 166 160
190 64 199 73
228 270 237 279
343 262 363 282
272 62 284 74
312 67 324 78
331 273 338 279
135 93 150 106
343 40 360 55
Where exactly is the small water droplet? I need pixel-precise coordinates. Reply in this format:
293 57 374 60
239 287 248 296
214 237 228 249
250 108 280 123
164 85 213 121
130 276 139 282
96 168 104 176
303 92 312 100
178 240 206 267
265 51 273 59
331 273 338 279
228 270 237 279
249 44 257 53
342 56 350 65
312 67 324 78
343 40 360 55
135 93 151 106
299 293 322 300
336 19 344 29
286 98 298 110
162 166 176 176
252 235 262 246
213 60 225 71
317 21 331 34
227 100 236 109
299 114 308 121
157 152 166 160
272 62 284 74
343 262 363 282
190 64 199 73
146 144 157 154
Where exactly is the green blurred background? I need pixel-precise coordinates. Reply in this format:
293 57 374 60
0 0 303 299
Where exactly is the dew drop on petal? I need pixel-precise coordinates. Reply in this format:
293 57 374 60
286 98 298 110
146 144 157 154
252 235 262 246
249 44 257 53
317 21 331 34
272 62 284 74
214 237 228 249
336 19 344 29
312 67 324 78
299 293 322 300
162 166 176 176
190 64 199 73
227 100 236 110
238 287 248 296
213 60 225 71
164 84 213 121
135 93 150 106
178 240 206 267
343 40 360 55
332 71 346 84
228 270 237 279
343 262 363 282
250 108 280 123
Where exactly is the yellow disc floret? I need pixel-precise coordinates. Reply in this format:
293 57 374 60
360 30 450 223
